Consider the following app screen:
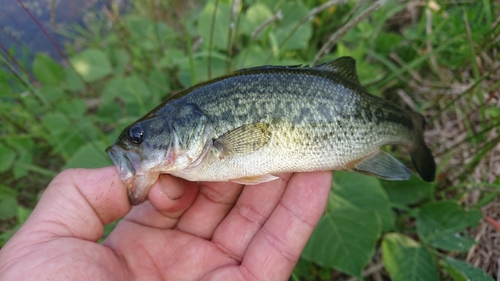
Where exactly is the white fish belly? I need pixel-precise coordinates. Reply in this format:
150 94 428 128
171 122 410 182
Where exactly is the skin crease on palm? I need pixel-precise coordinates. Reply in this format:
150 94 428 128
0 167 332 281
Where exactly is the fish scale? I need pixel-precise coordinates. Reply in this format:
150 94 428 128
107 57 436 205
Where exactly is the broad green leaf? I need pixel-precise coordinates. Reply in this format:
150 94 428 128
443 257 494 281
382 233 439 281
332 171 394 231
293 258 332 281
302 204 381 278
158 49 187 68
113 48 131 75
17 205 32 225
0 195 18 220
417 201 482 252
243 3 274 39
0 145 16 172
234 45 273 69
64 68 85 91
42 112 71 136
178 56 227 87
50 119 99 157
148 68 171 99
0 185 17 197
274 2 312 50
100 75 154 117
382 175 434 206
198 2 232 50
70 49 113 82
33 53 63 86
4 138 34 179
39 85 65 104
3 137 34 153
55 98 87 119
12 151 33 179
64 141 112 169
154 21 179 49
127 16 159 51
121 75 155 116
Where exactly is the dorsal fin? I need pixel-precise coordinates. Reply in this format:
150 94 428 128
235 64 303 73
314 56 360 84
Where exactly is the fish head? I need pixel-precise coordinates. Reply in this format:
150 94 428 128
107 105 213 205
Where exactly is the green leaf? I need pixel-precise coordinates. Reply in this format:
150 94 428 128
333 171 394 231
382 233 439 281
243 3 274 39
417 201 482 252
127 16 160 51
70 49 113 83
148 68 170 99
0 195 17 220
234 45 273 69
0 185 17 197
302 203 381 278
158 49 186 68
4 137 35 179
0 145 16 172
113 48 131 75
42 112 71 136
198 2 232 50
382 175 434 206
443 257 494 281
17 205 32 225
55 98 87 119
64 141 112 169
64 68 85 91
274 2 312 50
38 85 65 104
33 54 63 86
178 55 228 87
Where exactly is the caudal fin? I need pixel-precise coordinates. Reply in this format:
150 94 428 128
410 114 436 182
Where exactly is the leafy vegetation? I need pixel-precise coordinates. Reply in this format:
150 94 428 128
1 0 499 280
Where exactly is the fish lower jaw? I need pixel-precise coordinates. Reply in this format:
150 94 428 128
123 171 161 205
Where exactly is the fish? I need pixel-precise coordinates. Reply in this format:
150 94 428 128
106 56 436 205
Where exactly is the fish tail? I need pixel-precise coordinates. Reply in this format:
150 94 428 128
409 113 436 182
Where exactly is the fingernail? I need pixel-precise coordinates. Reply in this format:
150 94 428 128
160 175 186 200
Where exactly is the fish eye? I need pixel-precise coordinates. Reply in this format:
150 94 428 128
128 125 144 145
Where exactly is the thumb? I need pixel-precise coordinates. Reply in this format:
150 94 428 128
19 167 131 242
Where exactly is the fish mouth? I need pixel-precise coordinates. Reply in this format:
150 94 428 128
106 145 149 205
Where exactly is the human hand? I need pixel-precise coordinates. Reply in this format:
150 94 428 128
0 167 332 281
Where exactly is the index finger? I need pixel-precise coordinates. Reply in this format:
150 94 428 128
240 171 332 280
17 167 131 242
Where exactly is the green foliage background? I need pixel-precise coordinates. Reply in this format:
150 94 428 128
1 0 499 280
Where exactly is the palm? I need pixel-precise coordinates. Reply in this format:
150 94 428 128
0 168 332 281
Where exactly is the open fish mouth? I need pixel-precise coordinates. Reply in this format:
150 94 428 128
106 145 137 181
106 145 154 205
106 145 141 204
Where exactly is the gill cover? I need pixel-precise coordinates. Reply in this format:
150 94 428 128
167 103 213 170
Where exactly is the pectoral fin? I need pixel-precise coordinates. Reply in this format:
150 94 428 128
352 150 412 180
231 174 279 185
213 122 271 159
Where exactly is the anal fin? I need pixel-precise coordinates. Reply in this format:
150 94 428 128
231 174 279 185
352 150 412 181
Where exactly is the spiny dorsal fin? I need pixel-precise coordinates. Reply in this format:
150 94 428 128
235 64 303 73
213 122 271 159
314 56 360 84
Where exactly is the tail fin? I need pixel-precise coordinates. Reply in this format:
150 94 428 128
410 114 436 182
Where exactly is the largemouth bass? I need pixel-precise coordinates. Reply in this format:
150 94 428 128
107 57 436 205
